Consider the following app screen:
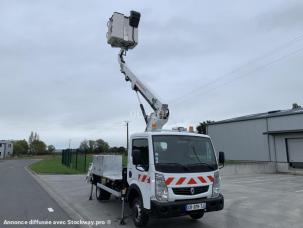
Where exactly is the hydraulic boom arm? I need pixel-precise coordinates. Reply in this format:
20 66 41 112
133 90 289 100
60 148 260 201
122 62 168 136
118 49 169 131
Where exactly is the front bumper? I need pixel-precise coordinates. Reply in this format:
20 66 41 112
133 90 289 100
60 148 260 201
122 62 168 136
151 194 224 218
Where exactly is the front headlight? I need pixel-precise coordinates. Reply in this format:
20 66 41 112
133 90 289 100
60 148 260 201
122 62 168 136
155 173 168 202
212 170 221 197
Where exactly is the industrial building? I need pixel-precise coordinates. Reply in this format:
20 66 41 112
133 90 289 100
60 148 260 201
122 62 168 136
0 140 13 159
207 106 303 171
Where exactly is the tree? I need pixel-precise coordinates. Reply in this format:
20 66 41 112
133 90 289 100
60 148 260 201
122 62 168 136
79 139 110 154
108 146 126 154
47 145 56 154
13 140 29 156
95 139 109 154
108 147 117 153
292 103 302 109
79 140 89 152
31 140 47 155
118 146 127 154
88 140 96 153
28 132 34 154
196 120 214 134
28 131 40 154
34 132 39 141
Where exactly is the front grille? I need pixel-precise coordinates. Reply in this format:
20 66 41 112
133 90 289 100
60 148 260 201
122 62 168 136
172 186 209 195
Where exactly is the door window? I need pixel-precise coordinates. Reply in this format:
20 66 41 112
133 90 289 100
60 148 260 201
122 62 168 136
132 139 149 166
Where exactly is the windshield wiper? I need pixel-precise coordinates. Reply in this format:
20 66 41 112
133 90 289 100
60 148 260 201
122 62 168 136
189 146 216 170
186 162 216 170
156 162 190 171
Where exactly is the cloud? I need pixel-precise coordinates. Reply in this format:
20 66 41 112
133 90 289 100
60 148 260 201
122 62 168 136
0 0 302 148
258 1 303 31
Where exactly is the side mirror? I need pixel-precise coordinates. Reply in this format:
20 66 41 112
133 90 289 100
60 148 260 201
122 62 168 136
218 151 225 168
132 149 141 165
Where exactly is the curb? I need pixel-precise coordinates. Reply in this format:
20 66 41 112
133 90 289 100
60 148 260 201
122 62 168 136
25 166 93 228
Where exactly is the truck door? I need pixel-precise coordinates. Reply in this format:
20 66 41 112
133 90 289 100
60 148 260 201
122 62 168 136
128 138 151 208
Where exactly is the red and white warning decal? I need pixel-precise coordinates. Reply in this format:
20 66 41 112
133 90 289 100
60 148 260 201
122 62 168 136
165 175 214 186
138 174 150 183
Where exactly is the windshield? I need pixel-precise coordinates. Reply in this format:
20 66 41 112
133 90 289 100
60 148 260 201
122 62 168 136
152 135 218 173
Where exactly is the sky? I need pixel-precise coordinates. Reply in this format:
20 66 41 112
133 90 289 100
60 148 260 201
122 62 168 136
0 0 303 149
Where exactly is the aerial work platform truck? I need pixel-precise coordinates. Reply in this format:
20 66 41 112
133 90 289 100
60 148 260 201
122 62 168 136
87 11 225 227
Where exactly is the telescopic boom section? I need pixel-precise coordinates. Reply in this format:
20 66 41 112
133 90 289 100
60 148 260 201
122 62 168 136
118 50 169 131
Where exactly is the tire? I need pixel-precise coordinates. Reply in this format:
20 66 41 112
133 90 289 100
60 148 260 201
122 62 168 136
132 197 149 227
189 210 204 220
96 186 111 201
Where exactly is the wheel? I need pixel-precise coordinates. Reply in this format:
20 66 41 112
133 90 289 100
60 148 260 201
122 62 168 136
189 210 204 219
132 197 149 227
96 185 111 201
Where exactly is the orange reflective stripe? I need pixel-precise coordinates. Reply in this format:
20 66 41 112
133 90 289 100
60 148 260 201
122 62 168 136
208 176 214 182
138 174 150 183
175 177 186 185
165 177 174 185
198 176 207 183
187 178 197 185
141 175 147 182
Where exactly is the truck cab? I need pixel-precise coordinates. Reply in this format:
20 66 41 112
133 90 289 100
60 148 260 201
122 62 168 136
127 130 224 226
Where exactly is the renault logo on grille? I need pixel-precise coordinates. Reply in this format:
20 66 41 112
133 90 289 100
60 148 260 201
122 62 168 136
190 187 195 195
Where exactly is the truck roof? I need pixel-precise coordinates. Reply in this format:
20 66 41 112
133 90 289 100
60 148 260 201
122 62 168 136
130 130 210 138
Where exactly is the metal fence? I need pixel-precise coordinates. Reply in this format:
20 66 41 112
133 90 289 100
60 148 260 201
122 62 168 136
61 149 91 172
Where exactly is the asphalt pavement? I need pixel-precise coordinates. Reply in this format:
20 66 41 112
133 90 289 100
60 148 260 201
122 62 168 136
2 159 303 228
0 159 79 228
38 172 303 228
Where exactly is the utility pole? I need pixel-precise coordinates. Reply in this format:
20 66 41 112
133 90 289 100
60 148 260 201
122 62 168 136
125 121 129 152
68 139 72 149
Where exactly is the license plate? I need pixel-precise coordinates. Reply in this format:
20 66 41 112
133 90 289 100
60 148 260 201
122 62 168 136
186 203 206 211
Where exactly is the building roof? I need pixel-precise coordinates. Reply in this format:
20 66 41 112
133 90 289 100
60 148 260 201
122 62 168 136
207 107 303 125
0 140 12 143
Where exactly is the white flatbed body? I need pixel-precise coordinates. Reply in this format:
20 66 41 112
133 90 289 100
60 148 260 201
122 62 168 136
91 154 122 180
103 173 122 181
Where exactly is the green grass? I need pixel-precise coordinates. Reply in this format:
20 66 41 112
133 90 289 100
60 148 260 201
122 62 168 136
30 156 83 174
122 154 128 167
69 154 92 172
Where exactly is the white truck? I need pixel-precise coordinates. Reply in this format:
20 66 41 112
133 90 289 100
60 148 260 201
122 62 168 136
87 11 225 227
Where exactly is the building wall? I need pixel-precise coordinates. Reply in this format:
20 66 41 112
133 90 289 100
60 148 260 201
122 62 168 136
0 143 4 159
268 114 303 131
268 114 303 163
270 133 303 163
207 119 270 161
207 113 303 164
7 142 13 157
0 141 13 159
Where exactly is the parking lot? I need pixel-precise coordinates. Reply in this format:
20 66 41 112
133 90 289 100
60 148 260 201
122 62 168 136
37 173 303 228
